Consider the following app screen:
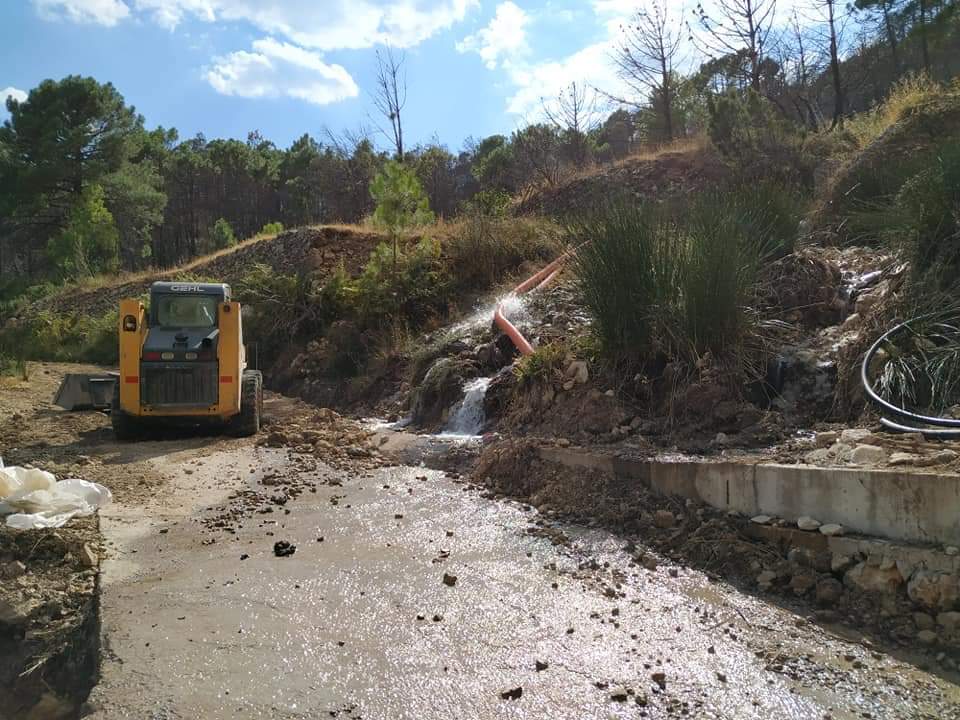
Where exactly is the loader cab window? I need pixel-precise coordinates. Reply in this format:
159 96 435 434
154 295 219 329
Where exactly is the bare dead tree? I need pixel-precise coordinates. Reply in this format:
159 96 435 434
779 10 826 129
541 81 602 164
800 0 853 128
610 1 685 141
825 0 845 126
372 46 407 162
693 0 778 91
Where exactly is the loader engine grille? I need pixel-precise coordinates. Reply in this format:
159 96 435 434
140 362 218 407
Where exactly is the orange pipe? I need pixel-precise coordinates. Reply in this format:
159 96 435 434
494 250 573 356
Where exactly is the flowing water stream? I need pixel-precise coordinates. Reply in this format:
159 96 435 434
441 376 492 438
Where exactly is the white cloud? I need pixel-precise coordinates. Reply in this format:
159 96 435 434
32 0 131 26
506 41 624 117
132 0 478 49
1 87 29 105
456 1 530 70
206 37 360 106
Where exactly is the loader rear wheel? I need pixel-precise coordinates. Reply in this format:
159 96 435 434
230 370 262 437
110 383 141 441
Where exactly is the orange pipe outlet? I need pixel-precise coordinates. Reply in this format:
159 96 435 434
494 250 572 356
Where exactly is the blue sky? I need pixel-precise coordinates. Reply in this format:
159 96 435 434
1 1 808 152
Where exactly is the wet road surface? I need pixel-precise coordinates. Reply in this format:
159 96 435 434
87 446 960 719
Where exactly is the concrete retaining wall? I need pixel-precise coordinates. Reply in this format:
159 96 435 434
538 448 960 547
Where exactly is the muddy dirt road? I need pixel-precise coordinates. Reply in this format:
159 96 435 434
3 365 960 719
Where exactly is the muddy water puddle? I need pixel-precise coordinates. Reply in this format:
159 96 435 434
88 450 960 719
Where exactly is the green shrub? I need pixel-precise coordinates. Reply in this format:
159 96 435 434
845 140 960 291
445 214 562 291
707 90 809 188
0 309 118 364
234 263 336 363
572 186 791 367
259 221 284 235
514 342 568 387
210 218 237 249
352 237 449 321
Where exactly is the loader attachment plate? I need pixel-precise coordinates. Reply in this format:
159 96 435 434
53 373 118 411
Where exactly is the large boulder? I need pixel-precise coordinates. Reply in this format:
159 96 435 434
844 561 904 596
907 570 960 612
410 357 477 429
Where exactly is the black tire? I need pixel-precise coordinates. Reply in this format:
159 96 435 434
230 370 262 437
110 382 140 441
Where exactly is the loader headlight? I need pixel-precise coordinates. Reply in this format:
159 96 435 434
161 352 175 361
185 352 198 360
122 315 137 332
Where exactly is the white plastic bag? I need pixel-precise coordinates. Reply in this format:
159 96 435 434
0 463 112 529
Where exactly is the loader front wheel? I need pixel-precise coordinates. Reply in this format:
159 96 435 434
230 370 262 437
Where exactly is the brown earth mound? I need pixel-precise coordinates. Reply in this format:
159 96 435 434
517 144 728 217
17 225 385 320
810 82 960 242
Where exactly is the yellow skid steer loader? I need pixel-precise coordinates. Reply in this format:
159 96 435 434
109 281 262 439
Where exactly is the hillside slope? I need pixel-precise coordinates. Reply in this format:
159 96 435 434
517 142 728 217
15 225 385 321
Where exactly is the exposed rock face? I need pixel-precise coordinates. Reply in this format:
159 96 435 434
410 357 477 429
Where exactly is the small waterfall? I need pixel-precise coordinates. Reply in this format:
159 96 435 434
441 377 492 437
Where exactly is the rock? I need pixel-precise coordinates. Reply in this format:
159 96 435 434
844 562 904 595
653 510 675 529
79 543 98 568
535 660 549 672
819 523 845 537
851 444 888 466
815 578 844 606
756 570 778 588
930 450 959 466
410 357 475 428
797 516 821 531
831 554 855 574
273 541 296 558
566 360 589 385
713 433 730 446
608 686 629 702
442 573 458 587
804 448 834 465
751 515 773 525
889 452 924 467
815 431 839 448
714 400 740 421
638 554 658 571
908 570 960 611
0 598 30 626
936 611 960 634
917 630 938 646
651 672 666 689
604 389 615 397
841 429 873 445
500 687 523 700
3 560 26 579
914 612 935 631
946 546 960 557
790 574 816 596
562 380 575 391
